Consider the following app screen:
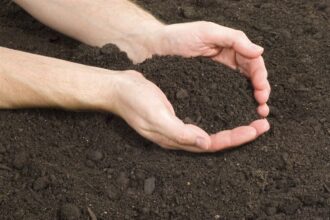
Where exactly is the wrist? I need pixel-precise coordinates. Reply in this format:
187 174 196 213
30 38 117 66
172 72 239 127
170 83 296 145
107 20 166 64
78 68 119 112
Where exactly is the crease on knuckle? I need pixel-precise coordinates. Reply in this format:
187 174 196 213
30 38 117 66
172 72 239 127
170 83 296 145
176 130 189 144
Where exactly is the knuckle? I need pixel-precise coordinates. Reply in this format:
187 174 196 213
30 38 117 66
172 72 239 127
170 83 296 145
196 21 215 29
176 131 189 144
235 30 247 39
126 70 144 78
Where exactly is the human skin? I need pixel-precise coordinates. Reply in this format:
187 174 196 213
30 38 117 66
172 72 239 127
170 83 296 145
0 0 271 152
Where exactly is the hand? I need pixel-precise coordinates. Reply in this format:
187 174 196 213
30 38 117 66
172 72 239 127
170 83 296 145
109 70 270 153
150 21 271 117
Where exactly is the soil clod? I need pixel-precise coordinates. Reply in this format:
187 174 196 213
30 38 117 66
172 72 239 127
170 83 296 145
87 150 103 162
59 203 81 220
117 172 130 189
144 177 156 195
13 151 29 170
176 88 189 99
106 185 121 200
33 176 49 191
180 6 200 19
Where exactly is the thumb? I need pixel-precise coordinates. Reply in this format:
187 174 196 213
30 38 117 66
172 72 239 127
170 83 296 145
231 32 264 58
158 113 211 150
208 24 264 58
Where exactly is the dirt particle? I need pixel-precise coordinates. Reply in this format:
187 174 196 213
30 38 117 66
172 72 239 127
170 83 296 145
13 151 29 170
277 28 292 40
106 185 121 200
179 6 200 19
278 198 302 215
202 96 211 104
134 169 145 180
87 150 103 162
116 172 130 189
265 206 277 216
176 88 189 99
144 177 156 195
84 160 94 168
33 176 49 191
210 83 217 90
141 207 150 214
59 204 80 220
205 159 215 168
183 117 195 124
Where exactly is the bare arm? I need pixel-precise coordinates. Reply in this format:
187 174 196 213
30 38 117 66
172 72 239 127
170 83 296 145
13 0 164 63
0 46 117 110
2 1 271 152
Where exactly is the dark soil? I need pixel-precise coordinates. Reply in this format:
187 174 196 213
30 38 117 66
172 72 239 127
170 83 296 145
0 0 330 219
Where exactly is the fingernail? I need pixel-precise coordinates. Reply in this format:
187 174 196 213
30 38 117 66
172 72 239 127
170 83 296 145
252 43 264 51
196 137 208 150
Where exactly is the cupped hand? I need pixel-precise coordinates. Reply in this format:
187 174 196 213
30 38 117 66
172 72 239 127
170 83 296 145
154 21 271 117
110 70 270 153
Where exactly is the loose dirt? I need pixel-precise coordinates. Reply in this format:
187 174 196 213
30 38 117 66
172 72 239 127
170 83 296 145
0 0 329 219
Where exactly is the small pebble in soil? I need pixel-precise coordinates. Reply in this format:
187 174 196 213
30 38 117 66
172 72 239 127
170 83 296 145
265 206 277 216
176 88 189 99
134 169 145 181
183 117 195 124
13 151 29 170
116 172 130 189
59 203 81 220
202 96 211 104
87 150 103 162
180 6 200 19
144 177 156 195
33 176 49 191
210 83 217 90
141 207 150 214
205 159 215 168
106 185 121 200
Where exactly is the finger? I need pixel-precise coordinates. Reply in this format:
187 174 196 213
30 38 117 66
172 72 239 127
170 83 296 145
254 83 271 104
156 112 211 150
249 119 270 136
212 47 238 69
257 103 270 117
209 119 270 152
237 55 270 104
206 24 264 58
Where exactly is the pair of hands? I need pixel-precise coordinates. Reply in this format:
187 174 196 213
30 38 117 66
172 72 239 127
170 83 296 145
110 21 270 153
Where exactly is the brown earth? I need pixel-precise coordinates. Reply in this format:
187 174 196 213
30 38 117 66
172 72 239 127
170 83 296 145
0 0 329 219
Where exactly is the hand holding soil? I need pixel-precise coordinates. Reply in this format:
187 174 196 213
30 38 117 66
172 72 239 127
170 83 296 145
0 0 271 152
151 22 271 118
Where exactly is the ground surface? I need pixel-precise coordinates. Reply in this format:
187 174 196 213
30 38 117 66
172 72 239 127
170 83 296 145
0 0 329 219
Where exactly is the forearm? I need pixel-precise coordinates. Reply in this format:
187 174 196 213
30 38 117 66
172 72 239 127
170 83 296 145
0 46 115 110
13 0 164 63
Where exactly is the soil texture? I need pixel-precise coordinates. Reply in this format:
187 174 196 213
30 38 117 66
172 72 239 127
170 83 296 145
0 0 329 219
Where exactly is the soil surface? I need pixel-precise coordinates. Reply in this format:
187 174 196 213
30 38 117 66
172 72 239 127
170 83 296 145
0 0 330 219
